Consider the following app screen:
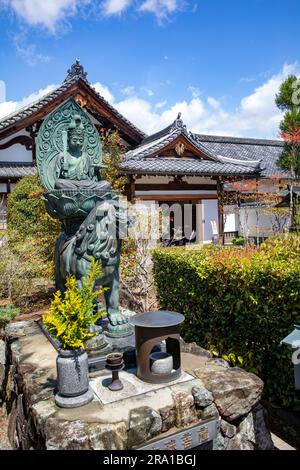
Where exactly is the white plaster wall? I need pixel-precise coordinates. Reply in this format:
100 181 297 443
0 144 32 163
224 213 238 232
196 202 203 243
202 199 219 243
0 129 33 163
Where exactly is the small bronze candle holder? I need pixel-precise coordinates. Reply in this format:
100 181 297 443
105 353 124 391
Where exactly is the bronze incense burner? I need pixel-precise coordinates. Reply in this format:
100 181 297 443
130 311 185 384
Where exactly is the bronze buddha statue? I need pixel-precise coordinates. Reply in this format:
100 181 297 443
54 114 110 191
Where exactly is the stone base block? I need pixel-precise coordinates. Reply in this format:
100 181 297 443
55 388 94 408
2 320 274 451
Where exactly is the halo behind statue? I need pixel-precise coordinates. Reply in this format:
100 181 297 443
36 97 102 191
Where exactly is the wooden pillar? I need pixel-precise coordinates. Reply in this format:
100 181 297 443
26 121 42 164
128 175 136 203
217 177 224 245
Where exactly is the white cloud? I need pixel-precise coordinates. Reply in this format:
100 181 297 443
111 63 299 139
141 87 154 97
0 81 6 103
236 63 298 135
207 97 220 109
121 85 136 97
2 0 187 31
102 0 132 15
0 101 16 120
188 85 201 98
0 63 297 141
116 96 160 134
0 84 57 120
2 0 91 33
155 99 167 108
13 31 51 66
93 81 115 103
240 64 295 116
139 0 184 21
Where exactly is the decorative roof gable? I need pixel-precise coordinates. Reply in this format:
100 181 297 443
125 114 218 161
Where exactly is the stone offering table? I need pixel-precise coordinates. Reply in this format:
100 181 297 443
0 320 274 450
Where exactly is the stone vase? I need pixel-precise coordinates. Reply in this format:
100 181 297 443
55 348 94 408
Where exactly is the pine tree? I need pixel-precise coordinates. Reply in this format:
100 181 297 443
276 75 300 229
275 75 300 175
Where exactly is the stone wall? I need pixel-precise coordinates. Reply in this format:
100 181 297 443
0 320 274 450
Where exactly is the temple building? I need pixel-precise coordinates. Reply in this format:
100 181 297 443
0 61 290 242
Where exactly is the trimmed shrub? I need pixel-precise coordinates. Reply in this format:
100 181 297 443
152 235 300 409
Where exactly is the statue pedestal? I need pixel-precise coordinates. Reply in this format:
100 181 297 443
38 316 137 374
4 320 274 451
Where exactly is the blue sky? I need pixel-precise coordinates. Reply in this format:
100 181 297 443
0 0 299 138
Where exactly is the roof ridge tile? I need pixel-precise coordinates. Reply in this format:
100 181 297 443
193 133 283 147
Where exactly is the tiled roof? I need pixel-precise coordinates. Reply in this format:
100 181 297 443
121 157 259 176
0 162 36 178
0 65 290 180
0 77 77 132
192 134 288 178
0 62 145 140
123 115 262 177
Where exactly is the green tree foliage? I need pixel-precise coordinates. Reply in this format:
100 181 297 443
7 175 60 265
276 75 300 175
278 145 300 176
152 236 300 409
100 130 128 193
0 237 52 305
0 176 61 304
275 75 300 111
279 107 300 133
43 258 106 350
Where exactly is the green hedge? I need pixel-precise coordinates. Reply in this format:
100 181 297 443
152 236 300 409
